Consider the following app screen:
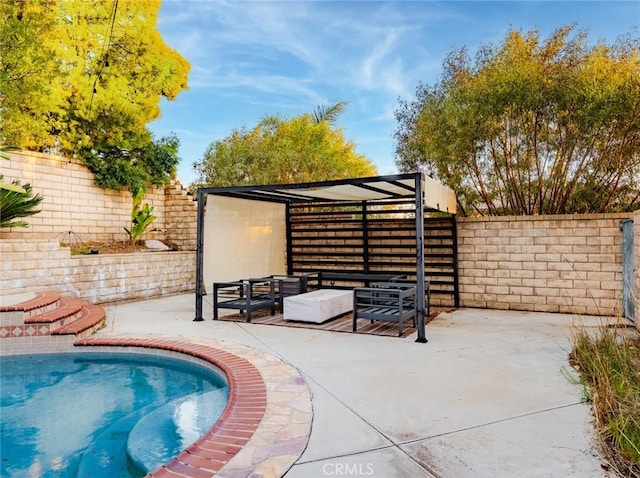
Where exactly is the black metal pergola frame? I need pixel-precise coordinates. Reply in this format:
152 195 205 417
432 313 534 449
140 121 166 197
194 172 449 343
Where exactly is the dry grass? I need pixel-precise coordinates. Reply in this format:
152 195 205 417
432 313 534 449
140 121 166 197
570 321 640 477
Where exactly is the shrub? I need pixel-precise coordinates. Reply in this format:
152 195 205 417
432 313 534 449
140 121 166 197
570 322 640 477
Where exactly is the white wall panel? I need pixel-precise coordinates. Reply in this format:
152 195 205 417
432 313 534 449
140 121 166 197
203 196 286 289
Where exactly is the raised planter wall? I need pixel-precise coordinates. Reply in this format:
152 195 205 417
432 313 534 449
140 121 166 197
1 240 195 304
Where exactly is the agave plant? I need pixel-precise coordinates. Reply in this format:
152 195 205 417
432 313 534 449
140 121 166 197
0 174 44 228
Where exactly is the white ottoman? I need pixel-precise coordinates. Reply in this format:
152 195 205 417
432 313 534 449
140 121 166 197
284 289 353 323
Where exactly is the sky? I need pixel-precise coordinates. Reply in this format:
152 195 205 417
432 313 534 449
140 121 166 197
149 0 639 187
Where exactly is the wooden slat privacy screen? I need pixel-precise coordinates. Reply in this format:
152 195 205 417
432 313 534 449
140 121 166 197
287 200 458 308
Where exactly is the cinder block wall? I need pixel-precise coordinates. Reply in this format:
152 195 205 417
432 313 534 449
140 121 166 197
457 214 631 316
3 152 637 315
1 151 198 303
1 151 197 250
165 179 198 251
1 240 195 303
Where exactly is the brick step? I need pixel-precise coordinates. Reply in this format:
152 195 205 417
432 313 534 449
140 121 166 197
24 297 84 331
0 291 62 325
53 303 105 338
0 290 105 340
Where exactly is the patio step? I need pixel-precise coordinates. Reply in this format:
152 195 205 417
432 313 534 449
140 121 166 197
52 303 105 338
0 290 105 339
0 291 62 325
24 296 85 329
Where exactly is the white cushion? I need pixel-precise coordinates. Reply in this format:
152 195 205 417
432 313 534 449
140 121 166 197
284 289 353 323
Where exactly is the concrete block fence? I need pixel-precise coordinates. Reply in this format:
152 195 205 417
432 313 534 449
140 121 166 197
2 151 638 317
457 213 634 317
1 150 197 250
1 151 198 304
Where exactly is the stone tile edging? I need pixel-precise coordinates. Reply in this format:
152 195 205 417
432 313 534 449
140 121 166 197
75 335 312 477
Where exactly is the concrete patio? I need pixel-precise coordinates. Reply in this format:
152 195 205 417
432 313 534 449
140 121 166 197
99 293 607 477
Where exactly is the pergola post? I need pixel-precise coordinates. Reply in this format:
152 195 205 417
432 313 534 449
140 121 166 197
194 190 206 322
362 201 369 274
286 204 293 275
414 174 427 343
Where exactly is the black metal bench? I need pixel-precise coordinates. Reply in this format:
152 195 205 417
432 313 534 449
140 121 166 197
213 278 275 322
267 274 312 308
382 278 431 316
308 272 406 289
352 284 417 336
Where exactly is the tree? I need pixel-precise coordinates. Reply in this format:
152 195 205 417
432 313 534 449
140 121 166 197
0 0 189 190
0 3 62 150
82 134 181 194
394 26 640 216
194 113 377 187
312 101 349 125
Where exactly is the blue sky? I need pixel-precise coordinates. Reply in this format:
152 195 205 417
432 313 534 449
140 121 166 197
149 1 639 186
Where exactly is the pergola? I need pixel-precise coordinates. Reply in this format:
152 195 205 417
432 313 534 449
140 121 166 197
194 172 456 343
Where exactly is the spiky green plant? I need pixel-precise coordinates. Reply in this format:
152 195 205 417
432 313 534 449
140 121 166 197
0 174 43 228
0 146 26 193
0 145 20 160
124 189 156 245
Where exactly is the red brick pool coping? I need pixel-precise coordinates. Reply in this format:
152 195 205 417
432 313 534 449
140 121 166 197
75 335 311 477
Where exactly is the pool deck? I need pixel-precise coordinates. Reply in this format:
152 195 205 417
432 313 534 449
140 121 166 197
97 293 608 478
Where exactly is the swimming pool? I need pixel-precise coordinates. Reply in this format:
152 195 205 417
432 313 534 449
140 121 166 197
1 352 229 477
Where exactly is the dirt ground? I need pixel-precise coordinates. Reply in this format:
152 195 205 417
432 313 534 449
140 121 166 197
87 241 149 254
63 241 162 255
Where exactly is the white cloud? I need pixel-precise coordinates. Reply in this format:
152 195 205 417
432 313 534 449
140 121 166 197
151 0 637 186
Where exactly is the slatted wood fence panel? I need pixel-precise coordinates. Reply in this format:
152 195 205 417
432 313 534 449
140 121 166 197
288 201 458 308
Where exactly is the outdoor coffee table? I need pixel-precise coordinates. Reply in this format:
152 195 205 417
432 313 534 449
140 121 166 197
283 289 353 323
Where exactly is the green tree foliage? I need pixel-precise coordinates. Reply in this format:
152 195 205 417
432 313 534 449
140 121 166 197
194 113 377 187
395 26 640 215
0 174 43 228
82 134 181 194
0 0 189 191
0 2 63 148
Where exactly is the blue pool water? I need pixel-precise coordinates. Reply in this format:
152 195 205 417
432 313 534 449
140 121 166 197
0 352 229 478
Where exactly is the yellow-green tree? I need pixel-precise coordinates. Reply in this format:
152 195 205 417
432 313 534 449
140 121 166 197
0 2 63 148
395 26 640 215
0 0 189 190
194 112 377 187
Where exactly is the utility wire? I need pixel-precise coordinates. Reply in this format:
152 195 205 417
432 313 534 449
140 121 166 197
88 0 119 113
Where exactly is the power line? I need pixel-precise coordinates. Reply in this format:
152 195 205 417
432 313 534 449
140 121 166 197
88 0 119 113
